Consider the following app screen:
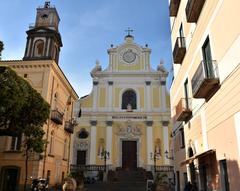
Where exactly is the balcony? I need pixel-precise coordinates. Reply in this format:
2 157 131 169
64 121 74 134
175 98 192 122
169 0 180 17
186 0 205 23
191 61 220 99
51 109 64 125
173 37 186 64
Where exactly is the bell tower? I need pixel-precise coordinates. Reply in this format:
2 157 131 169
23 1 62 64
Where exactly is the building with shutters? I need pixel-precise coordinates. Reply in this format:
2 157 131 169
169 0 240 190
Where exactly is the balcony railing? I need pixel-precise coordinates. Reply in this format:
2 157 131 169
191 60 220 99
64 121 74 134
175 98 192 122
173 37 186 64
70 165 106 172
51 109 64 125
169 0 181 17
185 0 206 23
155 165 174 172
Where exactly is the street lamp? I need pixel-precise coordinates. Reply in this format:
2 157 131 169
150 151 161 172
164 150 174 160
100 149 110 172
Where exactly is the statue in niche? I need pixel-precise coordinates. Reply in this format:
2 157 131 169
127 103 133 112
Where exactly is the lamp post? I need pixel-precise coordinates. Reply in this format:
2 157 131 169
164 150 174 160
150 151 161 172
100 149 110 173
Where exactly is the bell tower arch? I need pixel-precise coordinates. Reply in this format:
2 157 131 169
23 1 62 64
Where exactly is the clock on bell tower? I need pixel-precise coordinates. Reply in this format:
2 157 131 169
23 1 62 64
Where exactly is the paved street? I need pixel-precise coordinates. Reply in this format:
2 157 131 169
84 181 146 191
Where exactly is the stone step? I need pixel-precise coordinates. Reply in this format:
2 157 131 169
85 181 146 191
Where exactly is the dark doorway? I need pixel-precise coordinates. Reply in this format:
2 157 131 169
122 141 137 170
1 167 19 191
77 150 87 165
199 164 208 191
220 160 230 191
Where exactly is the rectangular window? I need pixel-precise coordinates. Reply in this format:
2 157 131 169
202 37 214 77
180 128 185 148
184 79 190 109
179 24 185 47
10 135 22 151
220 160 230 191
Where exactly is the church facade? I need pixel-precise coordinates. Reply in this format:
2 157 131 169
72 34 172 171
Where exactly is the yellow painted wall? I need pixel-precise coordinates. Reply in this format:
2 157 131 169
152 87 160 108
99 87 106 107
114 87 121 108
138 87 144 108
117 62 141 71
81 94 93 108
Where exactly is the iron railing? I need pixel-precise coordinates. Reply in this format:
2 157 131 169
51 109 64 125
191 60 219 96
173 37 186 64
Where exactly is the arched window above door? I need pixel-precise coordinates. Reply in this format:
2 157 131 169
121 89 137 110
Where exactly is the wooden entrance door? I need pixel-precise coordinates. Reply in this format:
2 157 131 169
122 141 137 170
77 150 86 165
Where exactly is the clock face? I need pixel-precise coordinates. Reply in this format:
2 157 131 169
122 49 136 64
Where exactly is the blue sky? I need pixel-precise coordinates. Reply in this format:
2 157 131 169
0 0 172 97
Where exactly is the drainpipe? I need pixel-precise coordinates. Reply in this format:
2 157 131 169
67 95 73 174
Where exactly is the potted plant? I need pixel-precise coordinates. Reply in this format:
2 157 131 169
154 173 169 191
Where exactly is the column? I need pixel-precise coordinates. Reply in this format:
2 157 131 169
93 81 98 111
108 81 113 112
162 121 170 165
146 120 154 170
145 81 151 112
106 121 113 165
90 120 97 164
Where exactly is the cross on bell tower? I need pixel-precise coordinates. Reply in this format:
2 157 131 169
124 27 134 42
125 27 134 36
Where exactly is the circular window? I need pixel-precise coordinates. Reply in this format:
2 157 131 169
78 128 89 139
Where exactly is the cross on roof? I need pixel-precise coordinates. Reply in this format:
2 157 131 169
125 27 134 36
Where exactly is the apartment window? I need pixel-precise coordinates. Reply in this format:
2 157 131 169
220 160 230 191
202 37 214 77
179 24 186 47
180 128 185 148
184 79 190 109
49 131 54 156
24 74 28 78
63 139 68 160
10 135 22 151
